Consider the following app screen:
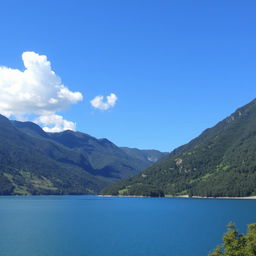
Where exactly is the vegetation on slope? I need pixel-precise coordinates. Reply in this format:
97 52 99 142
102 99 256 197
0 115 165 195
48 131 165 180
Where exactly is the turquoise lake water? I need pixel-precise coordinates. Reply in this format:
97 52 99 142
0 196 256 256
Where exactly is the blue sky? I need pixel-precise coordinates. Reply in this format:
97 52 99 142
0 0 256 152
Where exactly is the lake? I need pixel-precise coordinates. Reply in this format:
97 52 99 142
0 196 256 256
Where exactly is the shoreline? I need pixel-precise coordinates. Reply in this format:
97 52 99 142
100 194 256 199
1 194 256 199
191 195 256 200
99 195 149 198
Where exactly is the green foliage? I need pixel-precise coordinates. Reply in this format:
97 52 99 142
209 223 256 256
103 99 256 197
0 115 165 195
48 131 166 180
101 178 165 197
127 184 164 197
0 173 14 195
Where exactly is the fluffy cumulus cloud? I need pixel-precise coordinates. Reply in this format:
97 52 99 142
35 114 76 132
0 51 83 132
90 93 118 110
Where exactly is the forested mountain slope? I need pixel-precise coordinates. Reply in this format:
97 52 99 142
0 115 165 195
102 99 256 197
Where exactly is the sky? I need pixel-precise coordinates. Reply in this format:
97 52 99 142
0 0 256 152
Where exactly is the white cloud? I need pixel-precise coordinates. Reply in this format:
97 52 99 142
90 93 118 110
0 51 83 132
35 114 76 132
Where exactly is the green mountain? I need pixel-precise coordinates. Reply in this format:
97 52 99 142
102 99 256 197
0 115 165 195
120 147 168 165
47 132 163 180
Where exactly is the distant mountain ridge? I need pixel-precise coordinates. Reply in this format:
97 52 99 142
0 115 166 195
120 147 168 164
102 99 256 197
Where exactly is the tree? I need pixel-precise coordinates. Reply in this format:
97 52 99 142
209 223 256 256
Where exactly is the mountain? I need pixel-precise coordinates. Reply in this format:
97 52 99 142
0 115 166 195
120 147 168 166
47 131 164 179
0 116 106 195
102 99 256 197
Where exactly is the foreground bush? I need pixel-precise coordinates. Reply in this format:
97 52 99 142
209 223 256 256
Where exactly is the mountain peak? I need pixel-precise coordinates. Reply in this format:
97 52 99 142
12 120 48 138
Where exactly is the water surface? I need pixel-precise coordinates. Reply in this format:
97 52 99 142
0 196 256 256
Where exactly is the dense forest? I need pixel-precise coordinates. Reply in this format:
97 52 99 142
0 114 165 195
102 99 256 197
